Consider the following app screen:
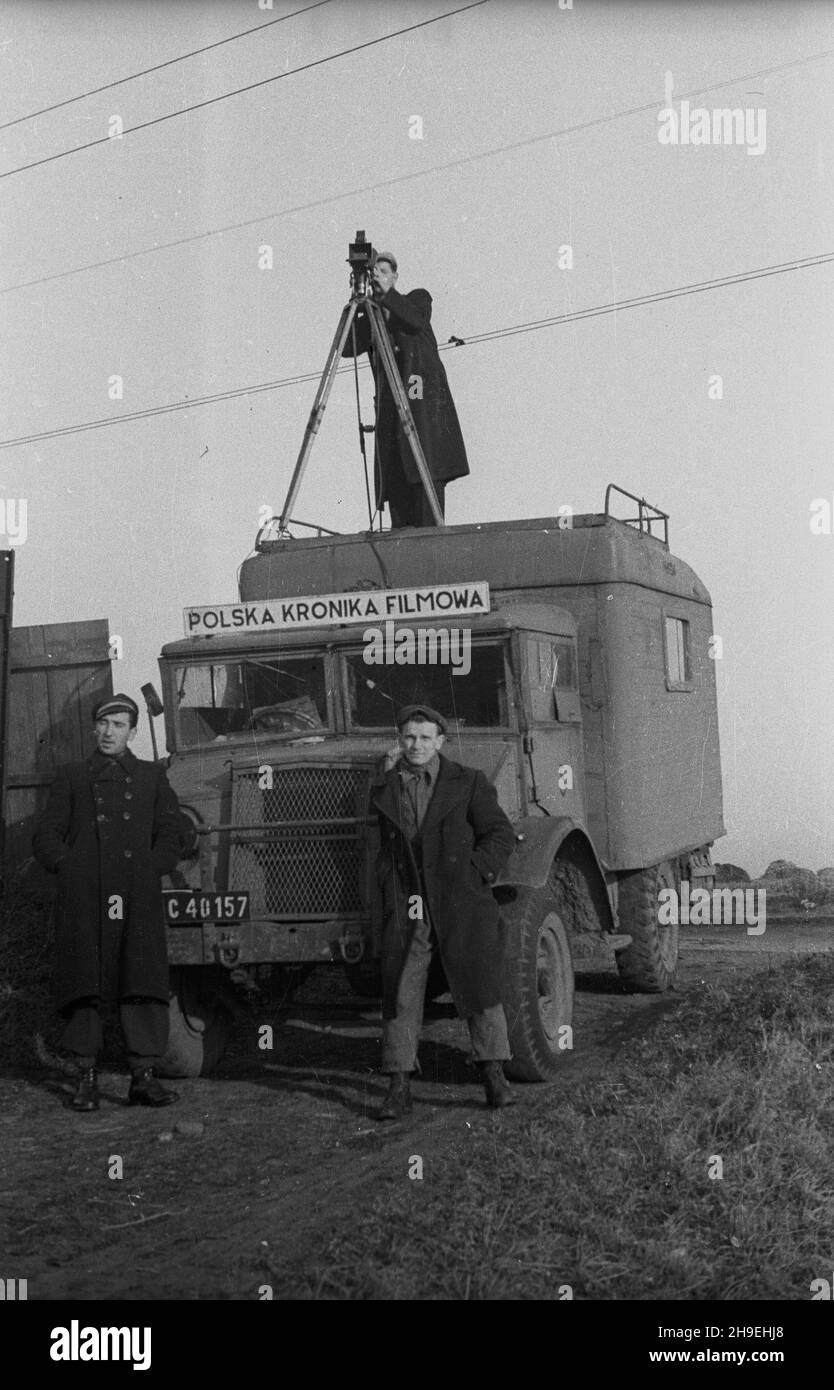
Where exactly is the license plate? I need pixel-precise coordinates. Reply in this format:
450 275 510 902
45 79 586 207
163 891 250 924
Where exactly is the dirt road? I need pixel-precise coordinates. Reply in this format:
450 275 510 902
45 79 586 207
2 918 830 1300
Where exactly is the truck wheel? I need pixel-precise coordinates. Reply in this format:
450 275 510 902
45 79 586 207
615 860 680 992
501 886 575 1082
159 967 232 1078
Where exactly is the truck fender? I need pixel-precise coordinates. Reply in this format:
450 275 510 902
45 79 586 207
496 816 585 888
496 816 616 936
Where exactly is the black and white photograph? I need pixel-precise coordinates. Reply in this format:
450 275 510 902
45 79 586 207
0 0 832 1350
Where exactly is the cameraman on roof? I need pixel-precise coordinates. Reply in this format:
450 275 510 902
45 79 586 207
342 250 469 528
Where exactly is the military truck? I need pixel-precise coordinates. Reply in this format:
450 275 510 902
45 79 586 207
154 485 724 1078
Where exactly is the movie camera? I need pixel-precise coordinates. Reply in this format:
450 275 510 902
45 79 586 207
346 230 378 296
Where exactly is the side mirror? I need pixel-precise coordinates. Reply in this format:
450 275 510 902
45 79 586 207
141 683 164 717
141 683 164 761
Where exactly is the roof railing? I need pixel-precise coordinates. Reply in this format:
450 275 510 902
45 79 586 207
256 516 343 548
254 491 670 549
604 483 669 547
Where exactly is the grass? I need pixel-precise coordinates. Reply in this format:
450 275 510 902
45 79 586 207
269 957 834 1300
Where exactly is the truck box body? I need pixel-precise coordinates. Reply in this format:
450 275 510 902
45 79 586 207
238 513 724 871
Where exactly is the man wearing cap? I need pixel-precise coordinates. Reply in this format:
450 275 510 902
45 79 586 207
370 705 516 1117
342 251 470 528
33 694 184 1110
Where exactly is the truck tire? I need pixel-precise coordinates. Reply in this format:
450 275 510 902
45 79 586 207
159 967 232 1078
615 860 680 992
501 885 575 1082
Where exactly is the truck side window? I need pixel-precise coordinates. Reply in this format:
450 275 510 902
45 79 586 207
664 617 692 688
528 638 579 722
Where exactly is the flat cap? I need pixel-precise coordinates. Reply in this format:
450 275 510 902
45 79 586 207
374 250 398 272
93 693 139 722
396 703 447 733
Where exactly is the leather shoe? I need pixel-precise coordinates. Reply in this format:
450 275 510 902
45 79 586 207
377 1072 412 1121
71 1067 99 1112
128 1069 178 1107
480 1060 515 1109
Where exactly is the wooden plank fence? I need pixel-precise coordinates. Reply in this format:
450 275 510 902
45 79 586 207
4 618 113 875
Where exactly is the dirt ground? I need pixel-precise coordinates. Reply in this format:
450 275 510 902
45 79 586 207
2 917 831 1301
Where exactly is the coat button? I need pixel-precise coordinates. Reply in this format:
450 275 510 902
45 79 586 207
124 849 132 858
125 776 132 784
96 814 106 822
124 792 133 800
123 812 131 820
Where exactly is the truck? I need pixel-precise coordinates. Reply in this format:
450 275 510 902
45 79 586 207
153 484 724 1079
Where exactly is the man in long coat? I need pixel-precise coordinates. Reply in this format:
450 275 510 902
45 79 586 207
371 704 516 1118
33 693 183 1110
342 251 469 527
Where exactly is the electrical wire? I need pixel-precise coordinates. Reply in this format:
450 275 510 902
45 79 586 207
1 251 829 451
0 0 337 131
2 44 830 296
458 252 834 346
0 1 490 181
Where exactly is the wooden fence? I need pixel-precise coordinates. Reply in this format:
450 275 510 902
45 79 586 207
4 618 113 875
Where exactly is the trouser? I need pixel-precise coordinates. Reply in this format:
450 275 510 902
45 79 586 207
381 913 511 1073
383 449 446 528
61 997 169 1073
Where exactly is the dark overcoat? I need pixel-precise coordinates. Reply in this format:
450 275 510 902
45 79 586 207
371 756 515 1019
342 286 470 506
32 749 183 1011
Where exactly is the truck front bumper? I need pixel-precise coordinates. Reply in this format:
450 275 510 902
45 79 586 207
166 918 370 969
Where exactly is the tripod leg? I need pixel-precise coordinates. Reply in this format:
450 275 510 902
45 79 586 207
366 302 445 528
277 301 361 530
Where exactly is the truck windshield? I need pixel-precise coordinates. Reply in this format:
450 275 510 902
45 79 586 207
343 641 511 730
173 656 329 744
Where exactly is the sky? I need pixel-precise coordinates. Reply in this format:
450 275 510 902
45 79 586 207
1 0 832 876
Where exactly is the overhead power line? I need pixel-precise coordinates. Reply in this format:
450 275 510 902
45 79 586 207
460 252 834 343
0 1 490 181
0 0 337 132
1 251 829 451
2 44 831 296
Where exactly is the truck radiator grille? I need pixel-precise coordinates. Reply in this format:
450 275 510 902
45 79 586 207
228 766 371 918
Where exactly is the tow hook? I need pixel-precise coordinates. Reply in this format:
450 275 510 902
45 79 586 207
339 928 364 964
215 929 241 968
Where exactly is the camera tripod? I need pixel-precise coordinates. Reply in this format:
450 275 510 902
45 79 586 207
277 287 445 530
